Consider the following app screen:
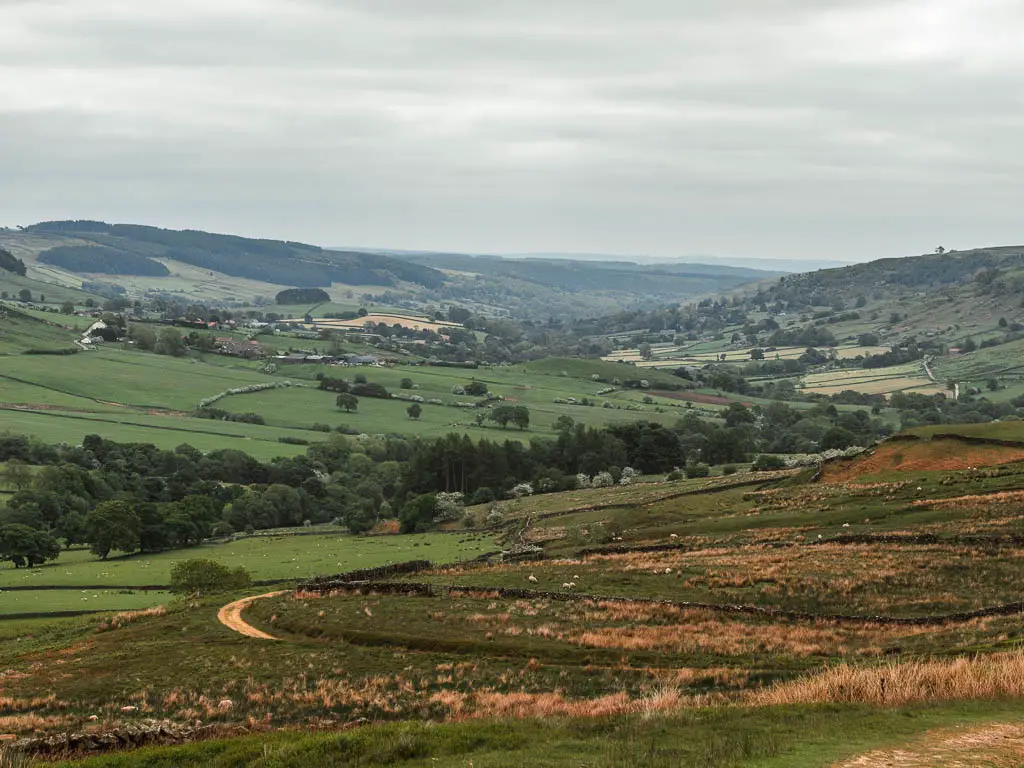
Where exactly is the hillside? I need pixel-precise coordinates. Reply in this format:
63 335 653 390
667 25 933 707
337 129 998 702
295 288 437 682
4 422 1024 763
5 221 446 290
401 251 782 312
0 225 781 319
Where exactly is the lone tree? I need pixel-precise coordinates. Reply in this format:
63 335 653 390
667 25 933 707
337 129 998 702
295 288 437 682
407 403 422 419
170 559 251 596
336 393 359 412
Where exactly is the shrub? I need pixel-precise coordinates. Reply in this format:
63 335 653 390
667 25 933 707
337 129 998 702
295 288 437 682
722 464 739 476
470 487 495 505
432 491 465 523
752 454 786 471
510 482 533 499
619 466 640 485
169 559 251 596
350 382 390 399
591 472 614 488
685 462 710 478
575 473 592 489
197 381 297 409
311 423 332 432
485 508 505 526
665 468 684 481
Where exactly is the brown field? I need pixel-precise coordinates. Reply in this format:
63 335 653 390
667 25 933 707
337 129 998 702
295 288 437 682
821 439 1024 482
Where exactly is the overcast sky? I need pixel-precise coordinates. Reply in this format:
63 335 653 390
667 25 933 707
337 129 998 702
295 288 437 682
2 0 1022 262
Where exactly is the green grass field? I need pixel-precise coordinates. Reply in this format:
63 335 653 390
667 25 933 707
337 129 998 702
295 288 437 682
0 531 497 593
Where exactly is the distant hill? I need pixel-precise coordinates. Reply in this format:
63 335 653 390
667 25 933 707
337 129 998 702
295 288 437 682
390 252 783 299
760 246 1024 308
19 221 445 289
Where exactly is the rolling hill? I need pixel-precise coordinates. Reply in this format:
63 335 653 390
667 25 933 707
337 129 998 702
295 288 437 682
10 221 446 290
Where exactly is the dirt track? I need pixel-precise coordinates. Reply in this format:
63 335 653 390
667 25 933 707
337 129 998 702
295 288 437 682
217 591 288 640
836 722 1024 767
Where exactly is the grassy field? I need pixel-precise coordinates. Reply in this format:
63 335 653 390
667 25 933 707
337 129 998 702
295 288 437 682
604 344 890 366
0 530 497 592
0 307 80 354
798 362 940 397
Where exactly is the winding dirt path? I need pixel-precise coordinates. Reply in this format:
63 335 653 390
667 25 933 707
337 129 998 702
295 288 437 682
217 591 288 640
836 722 1024 767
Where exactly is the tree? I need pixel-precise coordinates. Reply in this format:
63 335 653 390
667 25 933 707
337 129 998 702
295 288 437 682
512 405 530 430
488 405 515 428
18 289 31 302
820 427 858 450
858 333 880 347
749 348 765 361
553 415 575 432
400 378 414 389
0 524 60 568
157 327 185 356
60 301 75 315
638 342 653 359
464 381 488 396
336 393 359 412
85 500 140 559
399 493 437 533
2 458 32 492
407 403 422 419
169 558 251 596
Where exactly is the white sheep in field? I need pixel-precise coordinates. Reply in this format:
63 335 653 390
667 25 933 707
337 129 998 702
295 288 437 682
670 534 678 539
562 582 571 589
527 575 538 584
120 706 138 713
218 699 233 711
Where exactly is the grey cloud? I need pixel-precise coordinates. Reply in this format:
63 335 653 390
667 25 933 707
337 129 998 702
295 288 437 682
2 0 1023 260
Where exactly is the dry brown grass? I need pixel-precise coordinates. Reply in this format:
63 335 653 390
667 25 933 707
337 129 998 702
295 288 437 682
751 650 1024 706
429 685 699 720
568 608 938 658
821 441 1024 482
95 605 167 633
837 722 1024 767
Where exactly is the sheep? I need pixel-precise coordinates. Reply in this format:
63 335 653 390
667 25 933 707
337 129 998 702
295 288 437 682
88 715 99 722
527 575 538 584
842 523 850 528
120 705 138 713
218 699 233 711
670 534 678 539
562 582 571 589
664 568 672 574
